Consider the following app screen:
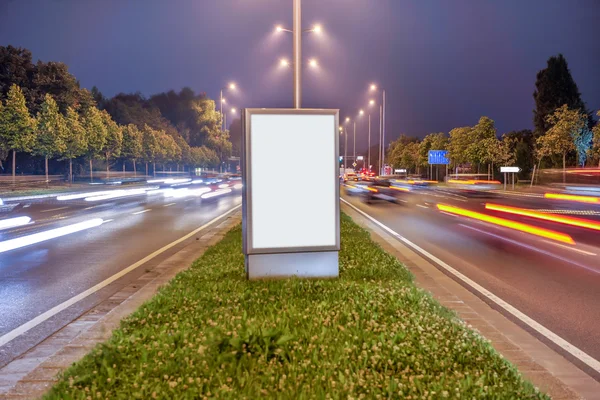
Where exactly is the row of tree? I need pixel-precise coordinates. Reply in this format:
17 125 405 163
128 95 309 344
0 45 231 179
0 84 220 181
387 107 600 179
386 54 599 179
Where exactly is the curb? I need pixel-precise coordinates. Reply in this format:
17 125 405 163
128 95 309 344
0 210 242 400
341 202 600 400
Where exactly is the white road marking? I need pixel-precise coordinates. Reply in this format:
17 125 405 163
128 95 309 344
396 199 408 203
163 203 176 207
132 209 151 215
40 206 69 213
416 204 428 209
458 224 599 275
341 198 600 373
103 219 114 223
0 204 241 348
541 240 597 256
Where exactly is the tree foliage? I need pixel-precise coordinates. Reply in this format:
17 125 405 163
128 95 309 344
33 94 67 159
100 110 123 167
62 106 87 160
0 84 36 154
81 105 107 159
536 104 587 169
533 54 589 136
121 124 143 162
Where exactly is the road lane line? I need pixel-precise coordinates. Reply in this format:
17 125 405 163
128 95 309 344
103 219 114 223
132 209 152 215
163 203 176 207
541 240 597 256
416 204 428 209
340 197 600 373
40 206 69 213
0 204 241 348
458 224 599 274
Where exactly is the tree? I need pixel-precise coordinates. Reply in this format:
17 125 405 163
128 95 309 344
81 106 107 182
533 54 590 136
62 107 87 182
504 130 534 179
447 127 473 170
0 46 36 107
173 133 191 170
100 110 123 177
33 94 67 181
157 132 181 171
32 61 88 113
591 111 600 166
536 104 587 182
121 124 143 175
142 124 161 176
466 116 497 173
0 85 36 181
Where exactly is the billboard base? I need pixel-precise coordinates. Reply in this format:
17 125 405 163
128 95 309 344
246 251 339 280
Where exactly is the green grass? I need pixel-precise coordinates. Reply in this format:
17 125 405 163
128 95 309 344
45 214 547 399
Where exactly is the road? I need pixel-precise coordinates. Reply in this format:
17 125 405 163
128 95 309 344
0 184 241 366
342 185 600 375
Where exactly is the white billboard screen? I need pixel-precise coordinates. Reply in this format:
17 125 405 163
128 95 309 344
248 113 337 251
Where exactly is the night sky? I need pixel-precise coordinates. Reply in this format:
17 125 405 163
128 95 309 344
1 0 599 151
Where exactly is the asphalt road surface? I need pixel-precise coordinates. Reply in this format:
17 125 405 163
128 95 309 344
342 185 600 375
0 185 241 366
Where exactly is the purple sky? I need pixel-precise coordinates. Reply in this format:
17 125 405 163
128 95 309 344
1 0 599 150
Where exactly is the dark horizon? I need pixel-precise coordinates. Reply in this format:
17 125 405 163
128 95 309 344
1 0 599 149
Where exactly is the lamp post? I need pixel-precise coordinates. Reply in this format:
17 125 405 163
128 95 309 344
344 117 350 170
370 84 386 175
275 0 321 108
368 99 377 172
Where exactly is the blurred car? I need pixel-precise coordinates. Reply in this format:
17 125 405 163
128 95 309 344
343 172 359 182
446 176 501 197
344 177 411 204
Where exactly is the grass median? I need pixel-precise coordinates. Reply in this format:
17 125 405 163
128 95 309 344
45 214 547 399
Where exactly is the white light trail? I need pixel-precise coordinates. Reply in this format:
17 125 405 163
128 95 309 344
0 218 104 253
0 216 32 230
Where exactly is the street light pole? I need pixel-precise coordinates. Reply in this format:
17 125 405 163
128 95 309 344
293 0 301 108
379 105 382 174
220 89 223 130
353 120 356 164
382 89 386 174
368 113 371 171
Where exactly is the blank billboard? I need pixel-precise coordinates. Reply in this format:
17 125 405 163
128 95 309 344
245 110 339 253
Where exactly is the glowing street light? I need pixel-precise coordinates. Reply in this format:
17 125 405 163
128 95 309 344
272 0 324 108
231 108 237 114
221 98 226 104
220 82 237 130
280 58 290 67
369 99 375 106
359 109 364 116
370 84 377 91
345 117 350 122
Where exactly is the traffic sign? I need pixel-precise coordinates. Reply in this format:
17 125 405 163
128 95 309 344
428 150 449 165
352 162 357 167
357 156 364 161
500 166 520 173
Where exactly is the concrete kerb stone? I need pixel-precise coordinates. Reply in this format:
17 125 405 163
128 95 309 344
341 202 599 400
0 211 242 399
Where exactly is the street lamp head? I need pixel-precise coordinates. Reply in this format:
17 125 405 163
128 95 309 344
221 98 226 104
276 25 283 33
309 59 318 68
280 58 290 67
339 126 343 132
229 83 236 90
231 108 237 114
345 117 350 122
359 109 364 116
370 84 377 91
369 99 375 106
313 24 322 34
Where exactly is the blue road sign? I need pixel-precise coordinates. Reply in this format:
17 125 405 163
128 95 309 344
428 150 449 165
